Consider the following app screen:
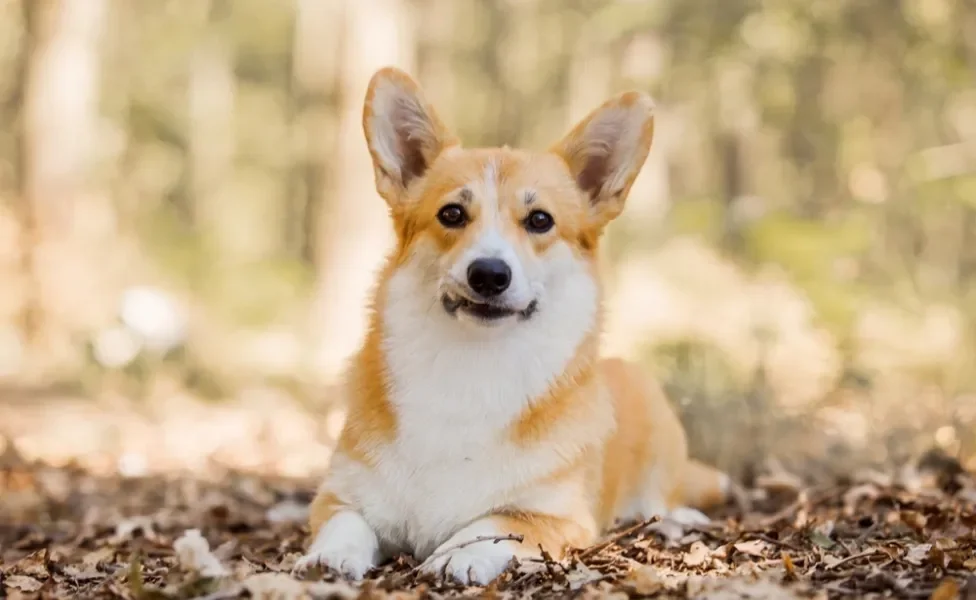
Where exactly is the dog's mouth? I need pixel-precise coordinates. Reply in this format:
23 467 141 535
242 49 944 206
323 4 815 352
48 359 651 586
441 294 538 322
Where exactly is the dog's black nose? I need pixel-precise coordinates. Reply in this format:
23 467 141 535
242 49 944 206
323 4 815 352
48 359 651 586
467 258 511 297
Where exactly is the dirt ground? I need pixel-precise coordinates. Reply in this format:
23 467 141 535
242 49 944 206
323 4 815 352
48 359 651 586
2 445 976 600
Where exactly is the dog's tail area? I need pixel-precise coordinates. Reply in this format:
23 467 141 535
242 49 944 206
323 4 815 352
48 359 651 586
682 459 750 512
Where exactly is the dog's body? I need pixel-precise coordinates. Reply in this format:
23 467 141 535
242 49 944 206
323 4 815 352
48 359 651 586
296 68 732 584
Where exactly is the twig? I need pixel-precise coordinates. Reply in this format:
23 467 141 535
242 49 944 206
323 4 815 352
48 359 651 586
826 548 879 570
411 534 524 575
577 516 661 560
759 486 834 527
754 533 803 552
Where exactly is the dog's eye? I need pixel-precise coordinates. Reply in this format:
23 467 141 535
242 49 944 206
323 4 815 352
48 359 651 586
437 204 467 228
525 210 554 233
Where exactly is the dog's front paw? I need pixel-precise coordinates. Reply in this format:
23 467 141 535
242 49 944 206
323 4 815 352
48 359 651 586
294 511 380 580
421 539 518 585
647 506 712 542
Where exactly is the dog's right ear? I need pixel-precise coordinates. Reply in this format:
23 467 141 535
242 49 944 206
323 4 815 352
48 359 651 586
362 67 458 206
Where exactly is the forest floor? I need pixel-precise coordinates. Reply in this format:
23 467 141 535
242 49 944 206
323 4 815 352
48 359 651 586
3 445 976 600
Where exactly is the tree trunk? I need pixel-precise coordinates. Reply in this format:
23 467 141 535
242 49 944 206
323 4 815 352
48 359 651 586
187 0 236 251
308 0 416 384
19 0 108 376
290 0 344 264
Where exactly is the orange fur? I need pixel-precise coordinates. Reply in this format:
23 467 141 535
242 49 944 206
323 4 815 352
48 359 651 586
492 510 594 556
301 67 734 583
308 492 343 538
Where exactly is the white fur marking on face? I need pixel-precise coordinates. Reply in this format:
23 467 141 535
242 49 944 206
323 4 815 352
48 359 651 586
419 518 520 585
482 159 499 208
294 510 381 580
449 225 535 313
442 160 540 313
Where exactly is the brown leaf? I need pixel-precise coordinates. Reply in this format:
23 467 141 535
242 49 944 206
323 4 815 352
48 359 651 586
683 541 711 567
733 539 768 558
623 567 681 595
843 483 881 512
755 472 804 494
11 549 49 579
4 575 43 593
807 530 835 549
905 543 933 566
81 547 116 568
128 552 144 597
782 552 797 581
929 546 949 569
822 554 843 569
240 573 359 599
930 578 961 600
902 510 928 532
62 565 105 582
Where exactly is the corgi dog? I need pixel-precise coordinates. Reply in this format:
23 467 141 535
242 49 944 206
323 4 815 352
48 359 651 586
295 67 734 585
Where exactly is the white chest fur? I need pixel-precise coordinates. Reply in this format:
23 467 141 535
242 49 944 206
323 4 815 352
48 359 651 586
340 255 599 558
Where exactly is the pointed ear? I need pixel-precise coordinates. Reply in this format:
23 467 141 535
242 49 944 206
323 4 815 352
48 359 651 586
362 67 458 205
550 91 655 226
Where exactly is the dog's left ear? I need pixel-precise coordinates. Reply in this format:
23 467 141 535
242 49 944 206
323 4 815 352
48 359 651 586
550 91 655 227
363 67 459 207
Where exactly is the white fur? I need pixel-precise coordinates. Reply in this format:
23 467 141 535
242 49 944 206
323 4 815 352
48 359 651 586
294 510 381 580
311 228 613 576
419 519 521 585
299 128 658 582
446 224 537 315
300 73 673 584
444 163 538 315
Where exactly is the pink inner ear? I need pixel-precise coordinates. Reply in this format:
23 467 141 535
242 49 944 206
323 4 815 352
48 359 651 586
391 95 434 187
567 111 630 204
576 152 611 203
396 130 427 188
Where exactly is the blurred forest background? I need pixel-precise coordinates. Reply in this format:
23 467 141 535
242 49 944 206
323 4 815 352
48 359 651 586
1 0 975 484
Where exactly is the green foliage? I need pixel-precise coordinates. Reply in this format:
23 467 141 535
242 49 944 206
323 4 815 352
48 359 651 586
744 211 872 330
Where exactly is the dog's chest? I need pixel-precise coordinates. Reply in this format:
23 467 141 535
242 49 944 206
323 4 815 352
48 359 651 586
358 343 555 558
355 267 596 557
359 414 520 558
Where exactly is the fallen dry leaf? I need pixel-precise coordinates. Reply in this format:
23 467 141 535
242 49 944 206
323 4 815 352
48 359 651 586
623 566 683 595
929 578 961 600
240 572 360 599
173 528 230 578
3 574 43 593
684 541 712 566
10 549 49 578
905 543 933 566
733 539 768 557
782 552 796 580
61 565 105 581
81 547 116 567
2 452 976 599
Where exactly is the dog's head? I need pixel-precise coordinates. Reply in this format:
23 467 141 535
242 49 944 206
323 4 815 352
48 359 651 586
363 68 655 331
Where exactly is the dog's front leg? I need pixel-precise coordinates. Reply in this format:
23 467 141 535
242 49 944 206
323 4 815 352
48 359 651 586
294 490 381 580
420 510 593 585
